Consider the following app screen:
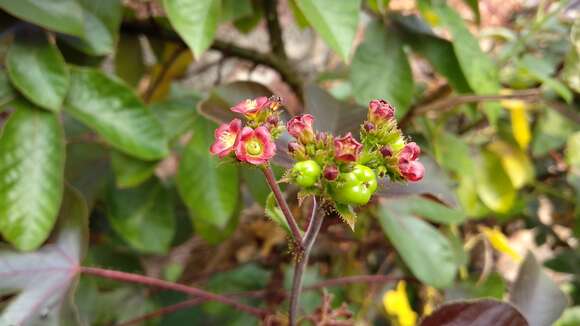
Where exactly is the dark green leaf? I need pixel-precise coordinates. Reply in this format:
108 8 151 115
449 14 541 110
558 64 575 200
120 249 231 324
393 14 472 93
381 195 466 225
115 34 145 87
111 151 157 189
434 4 501 124
519 55 572 103
378 198 457 288
241 165 282 206
532 109 578 157
220 0 252 22
65 142 110 210
545 249 580 274
152 95 200 142
0 100 65 251
0 185 88 325
0 0 85 37
177 116 239 230
510 252 568 326
0 69 15 106
106 180 175 254
294 0 361 61
65 67 169 160
6 31 69 111
351 21 414 118
421 299 528 326
163 0 220 58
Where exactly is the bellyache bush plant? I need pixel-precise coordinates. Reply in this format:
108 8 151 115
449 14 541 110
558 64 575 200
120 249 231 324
210 96 424 324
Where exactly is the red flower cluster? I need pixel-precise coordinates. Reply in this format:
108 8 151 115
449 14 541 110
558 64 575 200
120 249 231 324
210 96 280 165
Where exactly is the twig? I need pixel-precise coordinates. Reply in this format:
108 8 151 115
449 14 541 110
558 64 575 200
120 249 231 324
120 21 303 100
261 165 304 245
289 197 324 326
80 266 268 318
142 45 187 103
263 0 288 61
306 274 412 290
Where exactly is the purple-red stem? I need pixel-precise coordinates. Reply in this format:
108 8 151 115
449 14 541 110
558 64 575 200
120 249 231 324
80 266 267 318
289 197 323 326
262 165 304 245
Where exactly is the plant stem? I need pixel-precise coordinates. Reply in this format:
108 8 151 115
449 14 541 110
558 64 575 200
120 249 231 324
289 198 324 326
262 165 304 245
80 266 267 318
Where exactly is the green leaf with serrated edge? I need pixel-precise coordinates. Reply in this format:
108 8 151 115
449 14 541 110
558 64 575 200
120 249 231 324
7 31 69 112
334 203 357 231
106 179 175 254
383 195 466 225
393 14 472 93
0 100 65 251
378 199 457 288
65 67 169 160
0 184 88 325
177 116 239 230
475 149 516 213
60 0 122 56
434 3 501 125
351 21 414 118
111 151 157 189
295 0 361 61
0 0 85 37
265 192 291 235
163 0 220 58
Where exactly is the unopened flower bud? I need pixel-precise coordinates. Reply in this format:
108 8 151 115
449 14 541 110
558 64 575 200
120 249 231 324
323 165 339 180
363 121 375 132
287 114 315 143
368 99 395 124
267 115 279 125
380 146 393 158
334 133 363 162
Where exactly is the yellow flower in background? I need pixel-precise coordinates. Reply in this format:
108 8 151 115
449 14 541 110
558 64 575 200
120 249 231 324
383 281 418 326
500 91 531 150
480 226 523 262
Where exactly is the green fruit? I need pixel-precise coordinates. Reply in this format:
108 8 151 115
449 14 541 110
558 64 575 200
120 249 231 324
292 160 321 187
333 164 378 205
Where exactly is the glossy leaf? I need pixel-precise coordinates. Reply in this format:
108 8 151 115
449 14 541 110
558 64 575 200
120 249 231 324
294 0 361 61
0 69 15 106
177 116 239 230
393 14 471 93
0 185 88 325
0 0 85 37
510 252 568 326
106 180 175 254
381 195 466 225
421 299 528 326
65 67 169 160
65 142 110 210
0 100 65 251
433 4 501 124
7 31 69 111
111 151 157 189
163 0 220 58
351 21 414 118
152 95 201 142
475 149 516 213
378 199 458 288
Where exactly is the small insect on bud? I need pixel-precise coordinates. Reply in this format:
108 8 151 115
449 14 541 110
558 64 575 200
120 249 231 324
323 165 339 181
380 146 392 158
363 121 375 132
268 95 282 111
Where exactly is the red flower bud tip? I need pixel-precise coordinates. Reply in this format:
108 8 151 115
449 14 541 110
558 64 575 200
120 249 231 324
363 121 375 132
267 115 279 125
398 142 424 182
323 165 339 180
231 96 269 117
380 146 392 158
316 132 330 142
235 126 276 165
368 99 395 124
287 114 315 143
334 132 363 162
210 119 242 158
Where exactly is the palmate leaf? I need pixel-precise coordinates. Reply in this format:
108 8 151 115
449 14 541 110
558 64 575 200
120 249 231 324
0 185 88 326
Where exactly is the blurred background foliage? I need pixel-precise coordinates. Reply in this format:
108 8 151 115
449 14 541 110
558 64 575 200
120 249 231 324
0 0 578 325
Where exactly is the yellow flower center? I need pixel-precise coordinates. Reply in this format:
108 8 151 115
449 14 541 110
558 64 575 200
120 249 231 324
245 139 263 156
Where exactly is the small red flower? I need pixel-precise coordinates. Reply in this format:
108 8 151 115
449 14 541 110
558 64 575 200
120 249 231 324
231 96 270 117
235 126 276 165
287 114 315 143
210 119 242 158
368 99 395 124
398 142 424 182
334 133 362 162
